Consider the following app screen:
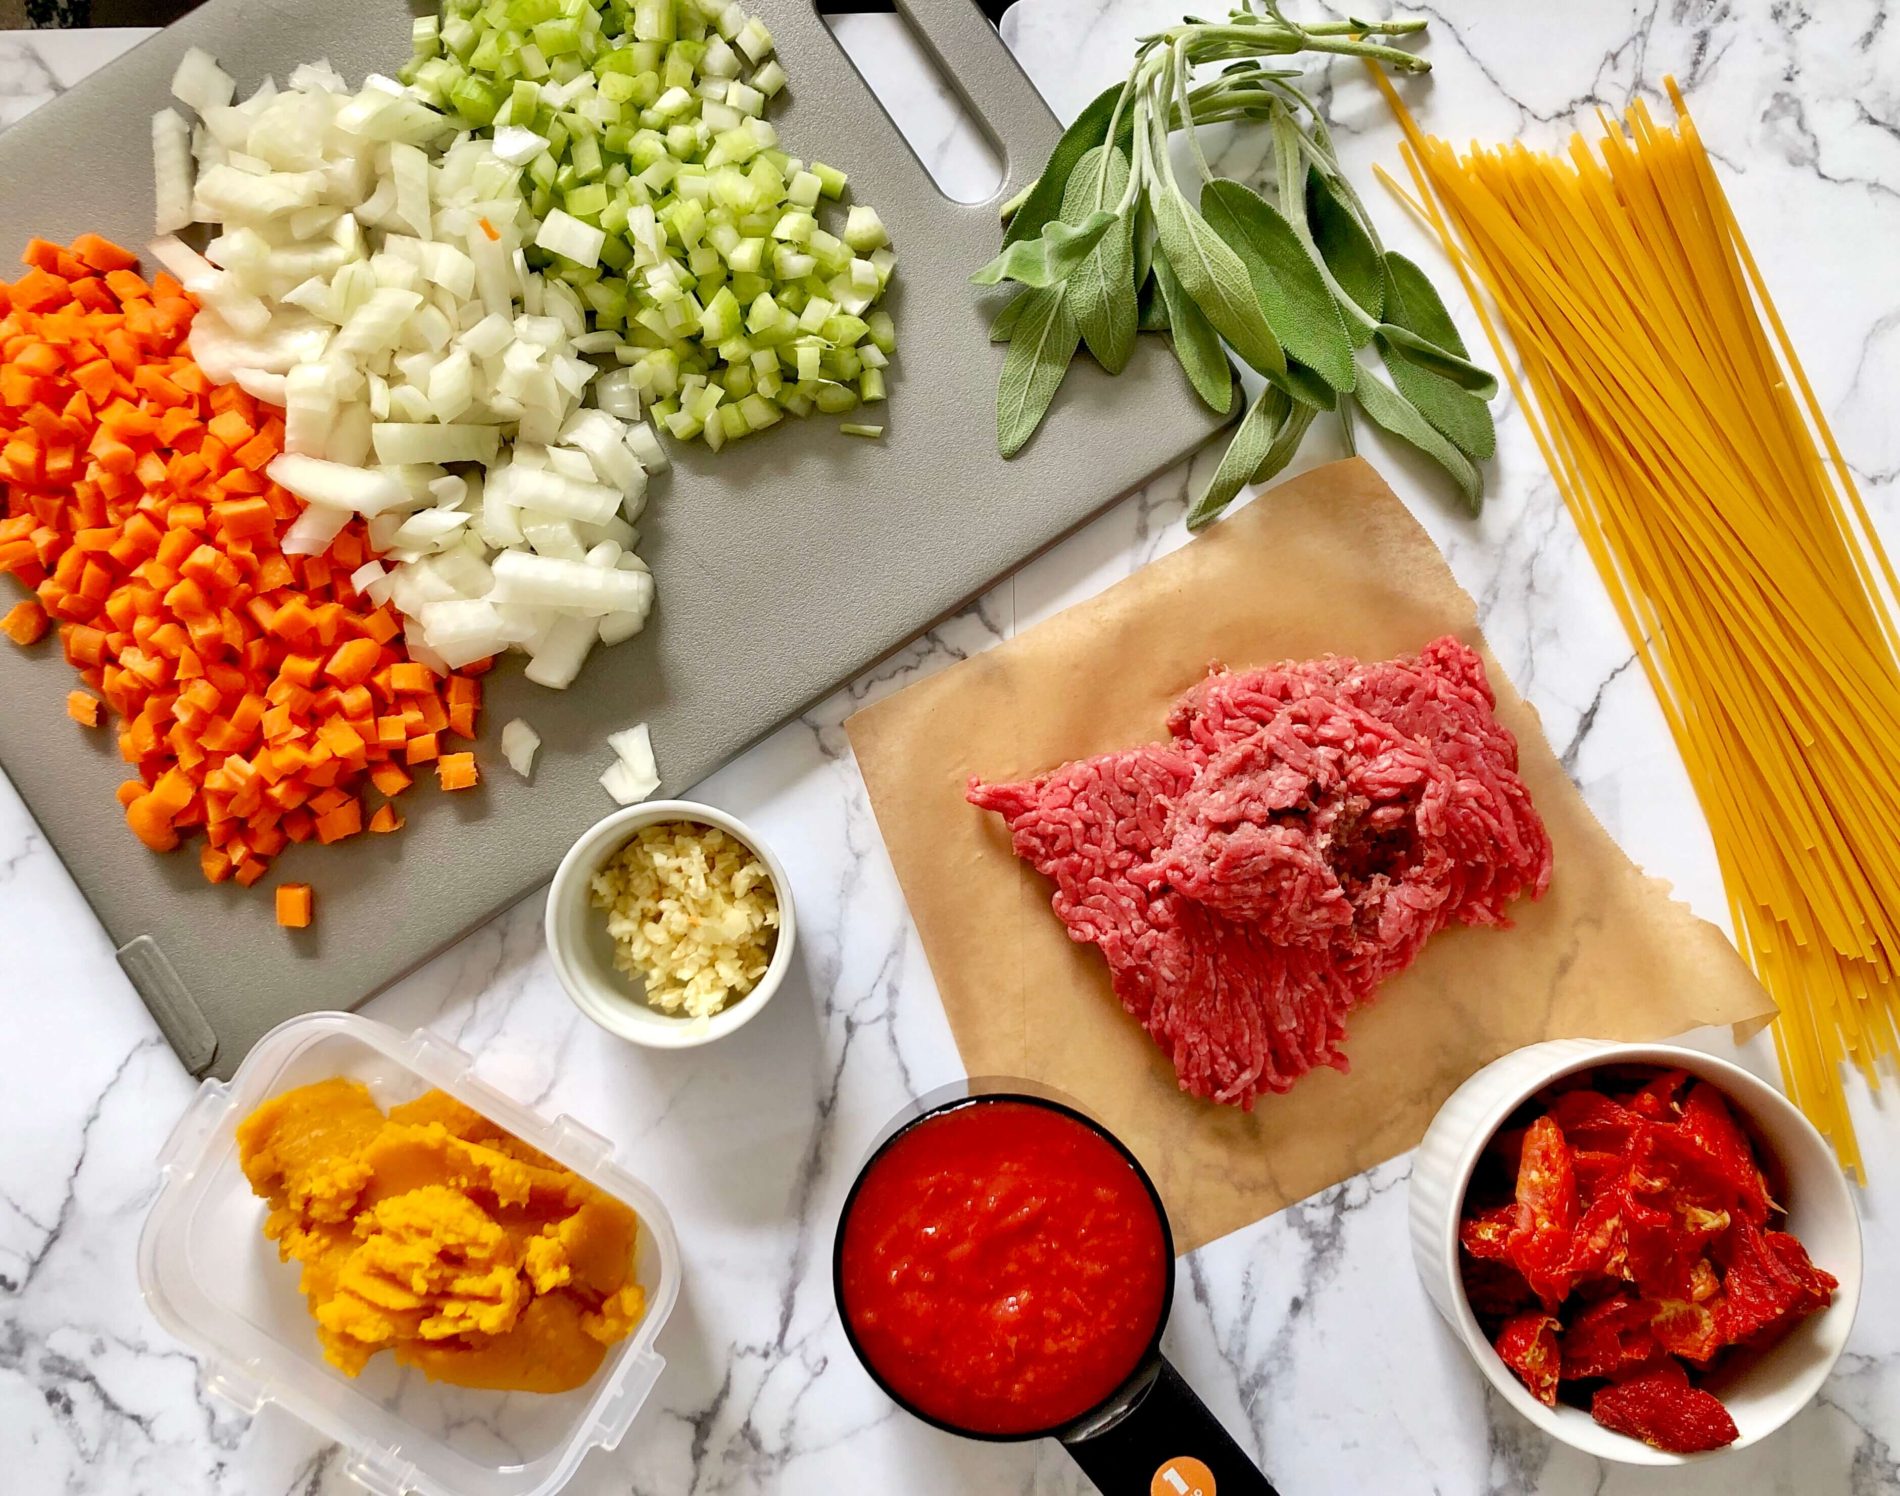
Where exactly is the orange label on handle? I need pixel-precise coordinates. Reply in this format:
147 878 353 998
1152 1456 1216 1496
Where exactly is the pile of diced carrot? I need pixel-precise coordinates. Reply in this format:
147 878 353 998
0 236 484 908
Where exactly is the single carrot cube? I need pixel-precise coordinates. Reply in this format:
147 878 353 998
1 598 48 645
436 752 479 791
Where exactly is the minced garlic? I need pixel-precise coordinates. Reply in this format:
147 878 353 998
588 821 779 1019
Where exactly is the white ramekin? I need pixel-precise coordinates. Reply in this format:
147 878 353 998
1409 1039 1861 1464
545 799 796 1049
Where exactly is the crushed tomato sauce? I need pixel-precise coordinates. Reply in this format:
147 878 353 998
837 1099 1168 1435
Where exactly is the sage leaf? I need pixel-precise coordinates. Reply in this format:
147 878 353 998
1063 146 1138 374
973 210 1120 288
1200 179 1355 392
1189 384 1295 529
1153 246 1234 413
1306 167 1383 336
1131 195 1155 294
1383 251 1472 353
1375 323 1499 396
997 286 1081 458
1002 82 1124 247
1154 190 1286 378
1265 355 1337 412
1251 394 1318 484
988 291 1029 343
1381 251 1496 461
1138 273 1171 332
1270 105 1305 222
1352 368 1483 512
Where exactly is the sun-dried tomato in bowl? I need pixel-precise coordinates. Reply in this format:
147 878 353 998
1456 1065 1838 1455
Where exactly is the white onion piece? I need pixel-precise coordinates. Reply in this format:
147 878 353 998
599 723 659 805
371 422 502 467
495 466 621 525
500 719 540 779
171 47 235 115
281 501 352 557
267 454 410 515
152 109 195 235
523 614 597 688
490 551 647 614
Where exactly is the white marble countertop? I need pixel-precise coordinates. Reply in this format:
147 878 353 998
1 5 1896 1493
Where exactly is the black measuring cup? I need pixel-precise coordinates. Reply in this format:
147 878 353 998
832 1079 1279 1495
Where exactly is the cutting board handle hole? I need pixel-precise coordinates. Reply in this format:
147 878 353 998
820 7 1006 204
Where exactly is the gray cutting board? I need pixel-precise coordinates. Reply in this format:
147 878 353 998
0 0 1230 1079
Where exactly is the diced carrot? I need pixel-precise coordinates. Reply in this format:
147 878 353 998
436 752 479 791
0 237 485 893
314 800 362 844
324 636 380 687
2 598 48 644
387 661 433 694
370 762 411 796
275 883 313 928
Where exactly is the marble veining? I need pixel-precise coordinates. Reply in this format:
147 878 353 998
1 4 1897 1493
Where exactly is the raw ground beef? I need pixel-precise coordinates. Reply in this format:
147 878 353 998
967 637 1553 1107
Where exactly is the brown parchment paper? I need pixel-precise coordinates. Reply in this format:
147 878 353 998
845 459 1776 1253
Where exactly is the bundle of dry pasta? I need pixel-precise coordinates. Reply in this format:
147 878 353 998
1370 71 1900 1175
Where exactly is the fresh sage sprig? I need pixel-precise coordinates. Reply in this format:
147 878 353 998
977 4 1497 524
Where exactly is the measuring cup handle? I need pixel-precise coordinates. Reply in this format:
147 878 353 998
1063 1357 1279 1496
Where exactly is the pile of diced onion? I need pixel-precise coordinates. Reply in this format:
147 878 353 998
155 51 662 688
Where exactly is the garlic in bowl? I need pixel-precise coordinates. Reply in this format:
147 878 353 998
1409 1040 1860 1464
546 801 795 1049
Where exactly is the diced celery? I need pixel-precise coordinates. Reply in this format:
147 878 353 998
839 422 882 438
413 0 896 456
811 161 847 199
813 381 857 414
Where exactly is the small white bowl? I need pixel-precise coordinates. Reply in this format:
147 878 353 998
1410 1039 1861 1464
546 800 796 1050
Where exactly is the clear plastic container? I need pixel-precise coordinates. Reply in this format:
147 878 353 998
138 1012 681 1496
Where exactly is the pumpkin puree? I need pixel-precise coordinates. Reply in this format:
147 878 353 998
236 1079 646 1392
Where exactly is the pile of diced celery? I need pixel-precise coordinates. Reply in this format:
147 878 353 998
403 0 895 450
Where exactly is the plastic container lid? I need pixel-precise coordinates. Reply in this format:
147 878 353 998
137 1012 681 1496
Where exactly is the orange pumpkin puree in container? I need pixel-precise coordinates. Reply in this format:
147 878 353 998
236 1079 645 1393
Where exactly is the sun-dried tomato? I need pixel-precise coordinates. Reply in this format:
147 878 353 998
1507 1116 1580 1308
1625 1068 1690 1122
1677 1082 1770 1225
1562 1185 1629 1281
1649 1297 1723 1363
1626 1124 1732 1270
1764 1230 1838 1308
1460 1201 1519 1263
1494 1310 1562 1407
1621 1190 1698 1300
1591 1360 1739 1453
1462 1257 1537 1320
1715 1218 1833 1344
1560 1291 1657 1380
1572 1146 1629 1204
1548 1088 1642 1155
